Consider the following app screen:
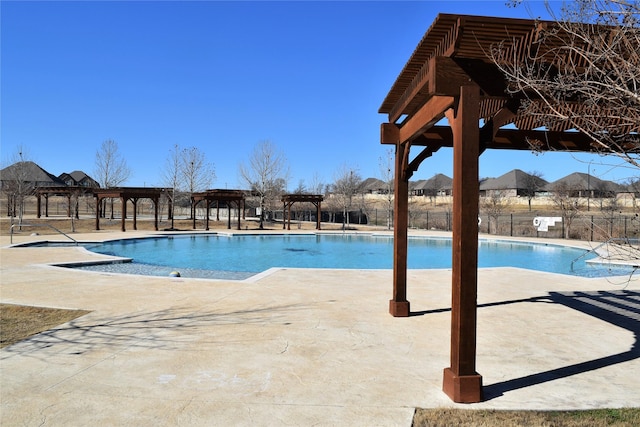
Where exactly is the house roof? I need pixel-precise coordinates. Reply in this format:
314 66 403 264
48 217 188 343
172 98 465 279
69 171 91 181
480 169 548 191
414 173 453 190
546 172 622 192
59 170 99 186
425 173 452 189
359 177 387 192
0 161 66 186
411 179 428 190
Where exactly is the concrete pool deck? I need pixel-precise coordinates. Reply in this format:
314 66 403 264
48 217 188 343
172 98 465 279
1 229 639 426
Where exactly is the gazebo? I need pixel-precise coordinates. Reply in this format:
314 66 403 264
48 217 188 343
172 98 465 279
281 194 323 230
35 186 94 218
191 189 245 230
93 187 166 232
379 14 639 403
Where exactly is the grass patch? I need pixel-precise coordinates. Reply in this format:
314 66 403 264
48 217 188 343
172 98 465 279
0 303 90 348
413 408 640 426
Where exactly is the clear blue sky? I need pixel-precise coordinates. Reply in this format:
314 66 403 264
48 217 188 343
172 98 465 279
2 1 636 189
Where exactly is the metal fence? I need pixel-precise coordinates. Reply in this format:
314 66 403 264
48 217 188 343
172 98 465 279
367 209 640 241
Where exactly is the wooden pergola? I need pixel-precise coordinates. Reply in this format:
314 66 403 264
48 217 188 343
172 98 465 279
35 186 94 218
281 194 323 230
379 14 639 403
191 189 245 230
93 187 166 232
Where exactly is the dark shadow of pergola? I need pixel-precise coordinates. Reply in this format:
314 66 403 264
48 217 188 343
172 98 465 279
410 290 639 400
484 290 640 400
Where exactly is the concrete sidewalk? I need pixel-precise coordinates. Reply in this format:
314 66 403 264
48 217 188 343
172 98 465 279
1 231 639 426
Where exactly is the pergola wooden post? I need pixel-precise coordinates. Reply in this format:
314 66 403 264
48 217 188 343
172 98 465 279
36 193 43 218
132 198 139 231
121 196 127 232
442 84 482 403
154 195 159 229
389 140 410 317
66 193 72 217
95 196 101 230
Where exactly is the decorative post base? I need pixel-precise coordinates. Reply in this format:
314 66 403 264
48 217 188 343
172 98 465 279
389 300 410 317
443 368 483 403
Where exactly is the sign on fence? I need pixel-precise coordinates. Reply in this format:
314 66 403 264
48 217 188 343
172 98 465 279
533 216 563 232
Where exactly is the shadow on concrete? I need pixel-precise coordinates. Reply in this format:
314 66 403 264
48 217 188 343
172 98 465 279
409 290 639 401
1 303 310 360
409 295 555 317
483 290 640 400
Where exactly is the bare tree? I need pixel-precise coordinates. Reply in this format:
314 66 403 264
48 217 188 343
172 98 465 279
239 140 289 229
523 170 546 211
480 189 512 234
94 139 131 188
425 174 447 206
332 165 362 230
181 146 215 219
624 177 640 210
293 179 307 194
550 181 585 238
163 144 182 229
309 172 326 195
492 0 640 168
94 139 131 219
1 146 33 226
65 186 85 232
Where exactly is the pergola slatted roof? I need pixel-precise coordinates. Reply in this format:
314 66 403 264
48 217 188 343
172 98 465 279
380 14 639 155
380 15 537 120
379 13 638 405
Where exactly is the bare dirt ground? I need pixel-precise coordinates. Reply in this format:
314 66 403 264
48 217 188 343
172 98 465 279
0 304 90 348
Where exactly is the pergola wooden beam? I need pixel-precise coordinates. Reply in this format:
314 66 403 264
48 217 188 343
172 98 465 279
398 95 455 143
401 125 612 152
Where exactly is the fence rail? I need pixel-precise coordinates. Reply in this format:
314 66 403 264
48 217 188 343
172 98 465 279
366 209 639 241
10 223 78 245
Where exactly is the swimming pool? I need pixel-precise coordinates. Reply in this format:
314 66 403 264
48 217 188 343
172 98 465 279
75 233 633 279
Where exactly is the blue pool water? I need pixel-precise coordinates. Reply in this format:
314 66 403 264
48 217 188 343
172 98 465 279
77 233 633 279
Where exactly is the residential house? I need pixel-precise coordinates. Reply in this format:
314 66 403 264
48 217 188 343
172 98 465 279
359 177 390 195
421 173 453 197
480 169 548 198
545 172 622 198
59 170 100 188
0 161 66 190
